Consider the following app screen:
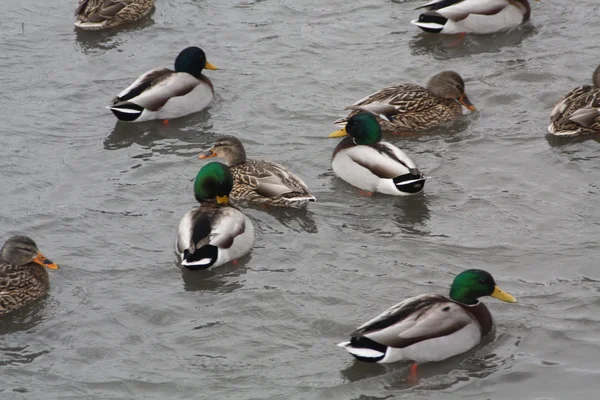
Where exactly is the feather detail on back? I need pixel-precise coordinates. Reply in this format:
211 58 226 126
334 84 462 131
75 0 154 31
549 86 600 136
230 160 315 208
177 203 253 270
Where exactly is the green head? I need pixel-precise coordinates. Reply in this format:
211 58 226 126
174 46 218 79
449 269 517 305
328 112 382 145
193 162 233 204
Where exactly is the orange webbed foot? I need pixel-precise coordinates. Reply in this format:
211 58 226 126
358 190 374 197
407 363 418 383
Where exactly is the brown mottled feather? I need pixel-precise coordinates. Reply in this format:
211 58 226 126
0 262 49 317
335 83 462 132
229 160 314 208
75 0 154 29
549 86 600 136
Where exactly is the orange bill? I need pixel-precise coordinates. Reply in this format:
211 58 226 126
459 94 476 111
198 149 217 159
32 252 59 270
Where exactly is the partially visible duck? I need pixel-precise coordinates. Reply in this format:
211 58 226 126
410 0 534 35
334 71 475 133
329 113 426 196
198 136 316 208
0 236 59 317
75 0 154 31
548 64 600 137
109 46 218 123
176 162 254 270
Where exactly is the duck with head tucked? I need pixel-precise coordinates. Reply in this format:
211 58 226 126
198 136 316 209
176 162 254 270
329 113 426 196
109 46 218 123
0 236 59 317
338 269 517 378
75 0 154 31
334 71 475 133
548 64 600 137
410 0 536 35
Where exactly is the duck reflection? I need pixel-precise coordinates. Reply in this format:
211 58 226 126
179 256 249 293
392 193 431 233
408 25 537 60
104 111 215 151
73 12 155 54
545 132 600 147
0 298 49 336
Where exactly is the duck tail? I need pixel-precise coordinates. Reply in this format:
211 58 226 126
393 170 427 194
107 103 144 122
180 245 218 271
410 11 448 33
337 337 386 363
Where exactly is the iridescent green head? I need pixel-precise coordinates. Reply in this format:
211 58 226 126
328 112 382 145
174 46 218 79
193 162 233 204
449 269 517 305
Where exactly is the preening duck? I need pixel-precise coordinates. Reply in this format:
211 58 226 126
74 0 154 31
548 64 600 137
0 236 59 317
329 113 426 196
109 46 218 123
410 0 535 35
333 71 475 133
338 269 517 371
198 136 316 208
176 162 254 270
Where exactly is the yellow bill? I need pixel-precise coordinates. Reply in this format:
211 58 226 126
216 195 229 205
205 61 219 71
328 127 349 138
32 252 59 270
491 286 517 303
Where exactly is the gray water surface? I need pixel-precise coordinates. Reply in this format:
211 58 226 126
1 1 600 399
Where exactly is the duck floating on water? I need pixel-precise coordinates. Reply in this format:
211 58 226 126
0 236 59 317
109 46 218 123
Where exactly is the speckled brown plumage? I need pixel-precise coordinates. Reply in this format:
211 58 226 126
199 137 316 209
75 0 154 31
334 71 474 132
548 65 600 137
0 236 58 317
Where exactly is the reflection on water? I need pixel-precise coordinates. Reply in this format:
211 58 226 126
545 132 600 148
392 193 430 231
104 111 216 151
180 256 250 293
408 25 537 60
73 13 156 54
0 298 49 336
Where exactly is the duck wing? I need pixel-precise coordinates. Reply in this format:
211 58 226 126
351 294 473 348
236 160 312 198
417 0 508 20
112 71 199 111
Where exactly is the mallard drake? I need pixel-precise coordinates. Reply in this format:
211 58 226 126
198 136 316 208
338 269 516 368
410 0 534 35
329 113 426 196
333 71 475 132
548 65 600 137
0 236 59 317
109 46 218 123
176 162 254 270
74 0 154 31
